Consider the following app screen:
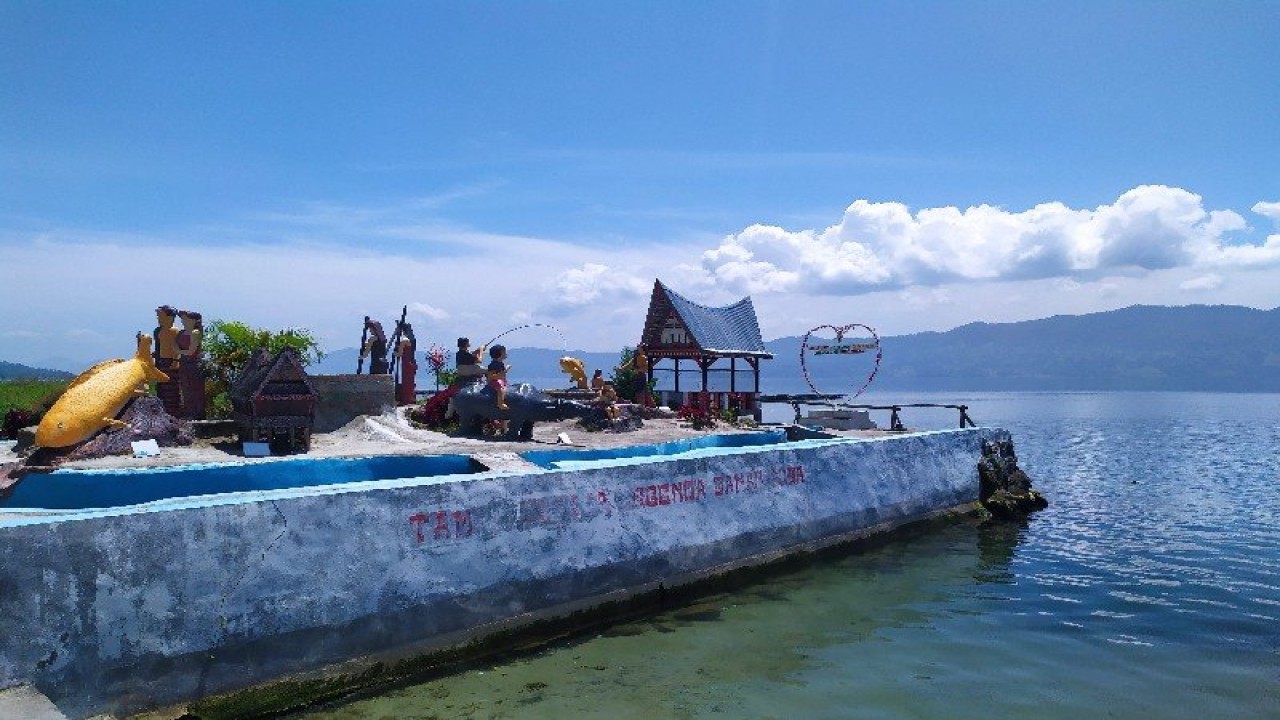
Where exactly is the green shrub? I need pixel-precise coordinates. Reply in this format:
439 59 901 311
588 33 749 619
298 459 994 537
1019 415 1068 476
202 320 324 419
0 379 68 438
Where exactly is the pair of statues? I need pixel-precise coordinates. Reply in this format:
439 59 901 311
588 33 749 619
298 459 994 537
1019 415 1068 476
153 306 205 420
360 315 419 405
456 338 511 411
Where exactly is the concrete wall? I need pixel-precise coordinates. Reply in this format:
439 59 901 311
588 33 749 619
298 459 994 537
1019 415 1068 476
0 427 1005 718
311 374 394 432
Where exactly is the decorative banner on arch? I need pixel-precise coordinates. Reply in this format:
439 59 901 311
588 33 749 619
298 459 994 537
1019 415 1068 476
799 323 882 399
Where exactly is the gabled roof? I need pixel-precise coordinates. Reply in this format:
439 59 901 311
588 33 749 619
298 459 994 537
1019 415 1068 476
230 348 316 403
641 280 773 358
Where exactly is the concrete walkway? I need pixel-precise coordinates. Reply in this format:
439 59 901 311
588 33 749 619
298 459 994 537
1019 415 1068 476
0 684 70 719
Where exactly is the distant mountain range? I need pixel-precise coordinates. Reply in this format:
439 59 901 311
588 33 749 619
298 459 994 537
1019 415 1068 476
7 305 1278 392
768 304 1280 393
0 361 74 381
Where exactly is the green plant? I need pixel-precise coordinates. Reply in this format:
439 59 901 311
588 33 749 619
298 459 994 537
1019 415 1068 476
610 346 656 404
435 368 458 389
0 379 68 417
201 320 325 419
0 379 68 438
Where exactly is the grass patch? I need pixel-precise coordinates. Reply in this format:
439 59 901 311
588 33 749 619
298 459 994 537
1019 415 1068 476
0 379 68 416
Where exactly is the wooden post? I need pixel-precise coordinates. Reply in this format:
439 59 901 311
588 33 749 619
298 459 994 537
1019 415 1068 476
387 305 408 377
356 317 370 374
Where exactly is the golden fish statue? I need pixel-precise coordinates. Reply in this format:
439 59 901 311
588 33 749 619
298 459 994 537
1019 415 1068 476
35 333 170 448
559 356 589 390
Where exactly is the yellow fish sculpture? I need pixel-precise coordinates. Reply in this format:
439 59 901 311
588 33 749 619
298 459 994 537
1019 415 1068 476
559 356 589 390
35 333 170 448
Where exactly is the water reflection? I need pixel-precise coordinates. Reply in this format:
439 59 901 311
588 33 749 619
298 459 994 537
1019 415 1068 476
973 519 1024 584
301 393 1280 720
301 519 1023 719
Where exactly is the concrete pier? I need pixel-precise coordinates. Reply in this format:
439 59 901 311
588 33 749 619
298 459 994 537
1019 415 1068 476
0 426 1004 718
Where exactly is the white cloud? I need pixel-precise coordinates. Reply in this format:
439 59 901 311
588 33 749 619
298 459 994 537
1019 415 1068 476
537 263 652 316
0 216 693 367
409 303 450 322
1253 201 1280 222
699 185 1272 295
2 185 1276 371
1180 273 1225 292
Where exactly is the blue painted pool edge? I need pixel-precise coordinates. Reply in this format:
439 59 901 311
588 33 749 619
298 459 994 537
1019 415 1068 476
0 426 1006 718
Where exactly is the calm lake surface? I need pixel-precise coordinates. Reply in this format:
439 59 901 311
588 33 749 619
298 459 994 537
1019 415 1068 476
303 392 1280 719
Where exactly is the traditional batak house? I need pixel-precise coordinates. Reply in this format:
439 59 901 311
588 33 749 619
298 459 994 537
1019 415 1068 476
639 279 773 419
230 347 318 453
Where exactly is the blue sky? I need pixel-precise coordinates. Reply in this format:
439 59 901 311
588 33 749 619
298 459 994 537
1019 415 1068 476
2 1 1278 371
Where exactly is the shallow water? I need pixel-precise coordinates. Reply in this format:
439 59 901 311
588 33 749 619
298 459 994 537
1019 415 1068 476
303 392 1280 719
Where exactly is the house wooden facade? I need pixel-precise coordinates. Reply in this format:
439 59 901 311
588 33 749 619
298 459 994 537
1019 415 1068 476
639 280 773 418
230 348 318 453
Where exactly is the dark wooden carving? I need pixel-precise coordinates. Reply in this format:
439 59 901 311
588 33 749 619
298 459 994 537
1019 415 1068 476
230 348 317 453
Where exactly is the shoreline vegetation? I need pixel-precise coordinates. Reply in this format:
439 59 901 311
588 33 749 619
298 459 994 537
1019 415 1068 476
0 379 67 419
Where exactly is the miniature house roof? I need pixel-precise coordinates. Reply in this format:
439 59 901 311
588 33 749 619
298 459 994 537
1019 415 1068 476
230 347 317 403
640 280 773 358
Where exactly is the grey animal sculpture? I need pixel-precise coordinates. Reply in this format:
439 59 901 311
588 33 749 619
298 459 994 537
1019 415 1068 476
451 381 593 440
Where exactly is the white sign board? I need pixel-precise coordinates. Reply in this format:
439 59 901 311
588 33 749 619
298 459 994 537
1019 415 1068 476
131 440 160 458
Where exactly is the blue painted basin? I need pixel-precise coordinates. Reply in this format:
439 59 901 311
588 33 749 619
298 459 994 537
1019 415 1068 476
2 454 480 510
520 430 790 469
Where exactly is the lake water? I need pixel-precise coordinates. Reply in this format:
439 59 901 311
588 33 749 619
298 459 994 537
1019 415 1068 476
302 392 1280 719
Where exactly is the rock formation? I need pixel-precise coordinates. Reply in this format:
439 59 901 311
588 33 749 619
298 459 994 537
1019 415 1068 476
977 438 1048 519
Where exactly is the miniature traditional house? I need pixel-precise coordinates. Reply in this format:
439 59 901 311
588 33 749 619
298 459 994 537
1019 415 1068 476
230 348 318 453
639 279 773 418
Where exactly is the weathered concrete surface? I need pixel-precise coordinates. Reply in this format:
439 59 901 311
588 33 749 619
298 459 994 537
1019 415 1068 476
311 374 394 432
0 427 1006 718
0 684 69 720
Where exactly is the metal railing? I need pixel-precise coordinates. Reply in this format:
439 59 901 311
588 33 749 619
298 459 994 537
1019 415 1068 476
757 394 977 430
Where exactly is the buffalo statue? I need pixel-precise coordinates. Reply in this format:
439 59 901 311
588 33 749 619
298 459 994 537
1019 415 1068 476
450 381 593 440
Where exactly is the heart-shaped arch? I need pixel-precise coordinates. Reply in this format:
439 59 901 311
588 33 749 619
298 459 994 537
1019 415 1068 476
799 323 882 399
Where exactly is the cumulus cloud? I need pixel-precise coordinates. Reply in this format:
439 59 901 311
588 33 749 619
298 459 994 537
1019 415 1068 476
3 185 1276 370
537 263 652 316
1253 201 1280 222
700 185 1274 295
409 303 450 322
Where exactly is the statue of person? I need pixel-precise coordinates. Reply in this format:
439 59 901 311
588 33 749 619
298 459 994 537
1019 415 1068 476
629 344 653 407
453 337 485 385
153 305 183 416
599 381 621 420
361 318 389 375
177 310 205 419
487 344 511 411
396 322 418 405
632 344 649 374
